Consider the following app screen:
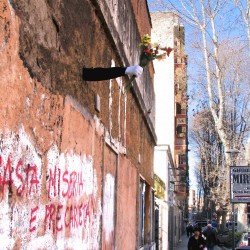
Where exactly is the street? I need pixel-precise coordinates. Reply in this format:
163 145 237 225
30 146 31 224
176 234 231 250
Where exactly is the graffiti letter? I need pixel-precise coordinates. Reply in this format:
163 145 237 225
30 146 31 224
29 206 38 232
68 171 77 198
27 165 39 195
78 203 83 226
72 205 78 228
0 155 2 188
48 166 57 198
64 206 70 228
69 206 74 228
56 204 63 232
62 171 69 198
77 172 84 196
44 204 50 230
2 156 13 192
58 168 61 198
16 160 25 196
44 204 56 232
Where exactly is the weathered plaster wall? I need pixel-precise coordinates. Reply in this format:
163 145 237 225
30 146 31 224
116 158 137 250
151 12 176 152
0 0 154 249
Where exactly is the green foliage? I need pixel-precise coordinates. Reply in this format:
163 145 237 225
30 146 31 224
222 231 246 247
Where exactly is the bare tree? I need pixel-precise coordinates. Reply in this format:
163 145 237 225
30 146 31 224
149 1 250 219
190 106 230 227
233 0 250 50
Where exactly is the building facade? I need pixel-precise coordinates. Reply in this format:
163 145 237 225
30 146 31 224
0 0 156 249
151 12 189 249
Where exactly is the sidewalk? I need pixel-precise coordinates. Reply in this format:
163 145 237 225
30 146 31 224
175 234 189 250
175 234 230 250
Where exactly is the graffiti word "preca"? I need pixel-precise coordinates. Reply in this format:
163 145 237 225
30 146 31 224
29 197 94 233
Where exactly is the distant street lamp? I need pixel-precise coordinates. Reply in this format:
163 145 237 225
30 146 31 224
226 148 240 250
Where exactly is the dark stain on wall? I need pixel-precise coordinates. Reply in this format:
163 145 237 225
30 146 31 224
9 0 154 184
10 1 121 111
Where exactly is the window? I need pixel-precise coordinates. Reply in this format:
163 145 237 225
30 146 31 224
139 180 145 247
176 103 182 114
151 191 155 243
179 154 187 165
176 125 186 138
179 176 186 183
138 180 154 247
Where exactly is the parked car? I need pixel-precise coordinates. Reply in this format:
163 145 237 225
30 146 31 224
237 233 249 247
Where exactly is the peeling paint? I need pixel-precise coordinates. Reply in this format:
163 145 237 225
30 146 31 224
103 173 115 242
124 93 127 149
0 127 101 249
108 60 115 135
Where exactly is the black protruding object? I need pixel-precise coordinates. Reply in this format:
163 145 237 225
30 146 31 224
82 67 127 81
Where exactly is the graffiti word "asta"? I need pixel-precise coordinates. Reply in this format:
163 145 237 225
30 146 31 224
0 155 39 196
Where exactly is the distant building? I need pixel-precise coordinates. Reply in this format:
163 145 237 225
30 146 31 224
189 189 197 221
151 12 189 249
